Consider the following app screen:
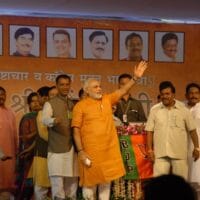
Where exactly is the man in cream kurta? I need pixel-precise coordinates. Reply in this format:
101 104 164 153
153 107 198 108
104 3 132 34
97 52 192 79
72 61 147 200
185 83 200 187
146 81 200 180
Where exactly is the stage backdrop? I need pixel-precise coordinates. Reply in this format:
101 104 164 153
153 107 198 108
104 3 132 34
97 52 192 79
0 16 200 125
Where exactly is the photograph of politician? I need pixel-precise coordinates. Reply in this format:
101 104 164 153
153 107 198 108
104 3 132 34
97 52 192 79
119 30 149 61
83 29 113 60
155 31 184 62
9 25 40 57
46 27 76 58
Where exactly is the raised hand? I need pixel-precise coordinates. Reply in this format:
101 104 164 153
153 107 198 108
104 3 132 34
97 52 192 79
133 61 148 79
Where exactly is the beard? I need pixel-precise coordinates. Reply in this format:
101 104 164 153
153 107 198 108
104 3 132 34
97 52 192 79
90 93 102 100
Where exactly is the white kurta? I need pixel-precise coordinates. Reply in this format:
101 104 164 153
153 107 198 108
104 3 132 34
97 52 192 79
188 102 200 184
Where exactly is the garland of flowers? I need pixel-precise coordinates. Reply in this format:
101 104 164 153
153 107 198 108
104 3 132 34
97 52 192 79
111 179 146 200
116 123 146 136
111 177 126 199
127 180 135 199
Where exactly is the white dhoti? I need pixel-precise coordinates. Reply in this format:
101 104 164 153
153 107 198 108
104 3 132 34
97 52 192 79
47 146 79 199
188 131 200 184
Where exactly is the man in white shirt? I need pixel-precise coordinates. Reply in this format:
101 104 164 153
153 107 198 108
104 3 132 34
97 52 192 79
146 81 199 179
186 83 200 187
42 74 78 200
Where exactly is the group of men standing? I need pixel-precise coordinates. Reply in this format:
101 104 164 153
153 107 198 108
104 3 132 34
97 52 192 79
0 60 200 199
0 61 147 200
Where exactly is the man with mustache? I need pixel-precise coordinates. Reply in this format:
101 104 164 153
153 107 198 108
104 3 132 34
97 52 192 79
146 81 199 180
161 32 178 61
89 30 108 59
186 83 200 189
13 27 36 57
122 32 143 61
42 74 78 200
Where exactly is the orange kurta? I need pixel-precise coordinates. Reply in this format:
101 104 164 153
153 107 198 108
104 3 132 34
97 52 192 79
0 107 18 190
72 92 125 187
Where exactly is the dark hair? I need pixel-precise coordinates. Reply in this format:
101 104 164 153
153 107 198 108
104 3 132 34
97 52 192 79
162 32 178 46
144 174 197 200
185 83 200 94
78 88 84 99
89 31 108 43
37 86 50 97
14 27 34 40
27 92 38 105
53 29 71 42
0 86 6 93
159 81 176 93
55 74 71 84
118 73 132 83
49 85 56 91
125 32 143 46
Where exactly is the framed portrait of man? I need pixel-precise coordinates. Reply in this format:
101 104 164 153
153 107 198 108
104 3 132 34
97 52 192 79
0 24 2 56
46 27 76 59
155 31 184 62
119 30 149 61
9 25 40 57
83 29 113 60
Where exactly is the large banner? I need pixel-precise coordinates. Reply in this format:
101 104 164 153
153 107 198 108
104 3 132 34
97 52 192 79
0 15 200 125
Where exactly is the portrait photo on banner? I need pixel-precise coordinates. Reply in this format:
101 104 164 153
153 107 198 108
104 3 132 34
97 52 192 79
83 28 113 60
46 27 76 59
9 25 40 57
0 24 2 56
119 30 149 61
155 31 184 63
